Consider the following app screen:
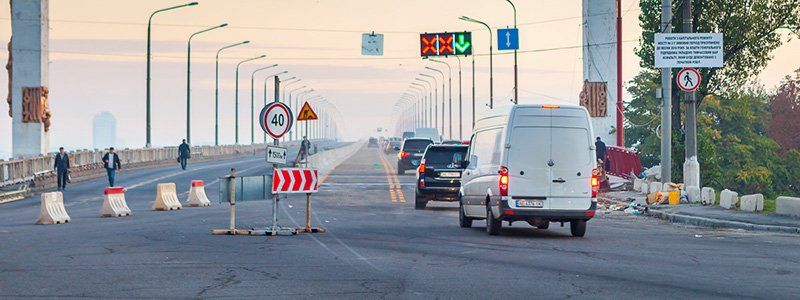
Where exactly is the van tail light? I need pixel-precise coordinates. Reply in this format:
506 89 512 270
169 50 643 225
399 151 410 159
417 159 426 174
499 166 509 196
591 168 600 198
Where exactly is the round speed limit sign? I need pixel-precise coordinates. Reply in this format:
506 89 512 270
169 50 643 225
259 102 293 139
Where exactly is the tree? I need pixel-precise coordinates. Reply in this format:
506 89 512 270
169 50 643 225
768 70 800 151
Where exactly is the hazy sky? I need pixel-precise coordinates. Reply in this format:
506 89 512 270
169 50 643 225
1 0 798 158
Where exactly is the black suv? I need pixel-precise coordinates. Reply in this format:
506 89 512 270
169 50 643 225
414 145 468 209
397 138 433 175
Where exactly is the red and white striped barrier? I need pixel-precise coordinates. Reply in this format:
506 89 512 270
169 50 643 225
186 180 211 207
100 187 132 217
272 168 319 194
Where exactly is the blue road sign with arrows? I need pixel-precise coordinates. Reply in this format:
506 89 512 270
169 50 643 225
497 28 519 51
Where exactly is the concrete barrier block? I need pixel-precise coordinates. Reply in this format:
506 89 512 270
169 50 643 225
641 181 649 194
740 194 764 212
776 197 800 217
152 183 182 211
633 179 643 192
701 187 716 206
35 192 70 224
100 187 132 217
719 189 738 209
186 180 211 207
649 182 663 194
686 186 702 204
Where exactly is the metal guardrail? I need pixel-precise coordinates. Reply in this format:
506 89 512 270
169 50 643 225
218 175 274 203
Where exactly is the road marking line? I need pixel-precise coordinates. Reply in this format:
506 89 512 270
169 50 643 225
377 149 407 204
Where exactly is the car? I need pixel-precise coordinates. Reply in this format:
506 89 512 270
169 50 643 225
384 140 401 153
441 140 462 145
458 104 598 237
368 137 379 148
414 145 469 209
397 138 434 175
402 131 415 140
414 128 442 144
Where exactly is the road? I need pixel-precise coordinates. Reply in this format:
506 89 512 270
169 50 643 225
1 144 799 299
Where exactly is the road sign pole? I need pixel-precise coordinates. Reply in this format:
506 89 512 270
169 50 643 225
682 0 699 188
660 0 672 183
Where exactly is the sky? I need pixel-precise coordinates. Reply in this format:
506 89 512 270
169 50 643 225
1 0 799 159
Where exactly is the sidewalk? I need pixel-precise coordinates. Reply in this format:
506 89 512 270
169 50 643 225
600 191 800 234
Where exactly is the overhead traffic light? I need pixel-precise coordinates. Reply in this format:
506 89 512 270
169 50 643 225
420 32 472 57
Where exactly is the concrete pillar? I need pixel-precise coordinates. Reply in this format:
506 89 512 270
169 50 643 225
10 0 50 158
582 0 618 146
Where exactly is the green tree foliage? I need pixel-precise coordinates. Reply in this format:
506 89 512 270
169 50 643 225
627 0 800 196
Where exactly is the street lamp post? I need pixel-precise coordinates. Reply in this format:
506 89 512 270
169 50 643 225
146 1 198 147
460 16 494 108
250 64 278 144
235 54 267 144
282 80 303 139
263 72 290 143
427 60 452 139
424 67 446 136
409 85 426 126
186 23 227 145
418 74 438 132
415 77 434 128
453 56 463 140
504 0 518 104
214 40 249 146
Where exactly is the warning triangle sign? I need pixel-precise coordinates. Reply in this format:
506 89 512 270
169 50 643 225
297 102 318 121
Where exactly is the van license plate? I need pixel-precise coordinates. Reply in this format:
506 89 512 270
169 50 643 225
439 172 461 178
516 199 543 208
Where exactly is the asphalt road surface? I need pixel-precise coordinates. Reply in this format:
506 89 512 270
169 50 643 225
1 144 799 299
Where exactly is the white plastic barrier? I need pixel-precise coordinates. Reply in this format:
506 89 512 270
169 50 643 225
776 197 800 217
686 186 702 204
719 189 739 209
633 179 643 192
641 181 650 194
100 187 132 217
649 182 663 194
186 180 211 207
701 187 716 206
35 191 70 224
740 194 764 212
152 183 182 211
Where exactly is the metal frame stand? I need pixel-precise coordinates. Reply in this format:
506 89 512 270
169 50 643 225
212 168 250 235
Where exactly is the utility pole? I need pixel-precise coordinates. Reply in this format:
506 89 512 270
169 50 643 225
472 55 476 127
616 0 624 146
660 0 673 183
682 0 699 187
455 56 463 140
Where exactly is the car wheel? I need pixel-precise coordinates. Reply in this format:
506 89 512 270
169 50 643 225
570 220 587 237
537 222 550 230
415 195 427 210
459 201 473 228
486 204 501 235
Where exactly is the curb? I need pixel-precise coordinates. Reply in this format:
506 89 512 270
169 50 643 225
599 195 800 234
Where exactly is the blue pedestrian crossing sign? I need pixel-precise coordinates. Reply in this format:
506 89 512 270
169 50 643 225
497 28 519 51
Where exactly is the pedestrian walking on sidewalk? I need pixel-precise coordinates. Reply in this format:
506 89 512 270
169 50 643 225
102 147 122 187
54 147 70 191
178 139 191 170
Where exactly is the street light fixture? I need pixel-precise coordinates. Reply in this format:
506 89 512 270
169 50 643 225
235 54 267 144
418 74 439 131
214 40 249 146
504 0 518 104
427 60 452 139
410 84 428 127
424 67 446 135
459 15 494 109
146 1 198 147
250 64 279 144
415 77 434 128
261 72 289 143
186 22 227 145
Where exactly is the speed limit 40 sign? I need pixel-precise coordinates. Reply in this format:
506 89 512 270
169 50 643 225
259 102 293 139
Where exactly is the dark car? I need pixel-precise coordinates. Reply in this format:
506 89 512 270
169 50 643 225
368 137 379 148
414 145 469 209
384 140 401 153
397 138 433 175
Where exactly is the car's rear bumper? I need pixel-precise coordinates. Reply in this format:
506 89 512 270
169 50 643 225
417 186 459 201
498 200 596 221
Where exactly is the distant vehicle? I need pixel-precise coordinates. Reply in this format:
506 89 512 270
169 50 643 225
459 104 598 237
415 145 469 209
384 140 401 153
441 140 461 145
402 131 415 140
368 137 379 148
414 128 441 144
397 138 434 175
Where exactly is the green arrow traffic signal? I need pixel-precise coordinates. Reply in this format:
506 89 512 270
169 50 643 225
454 32 472 55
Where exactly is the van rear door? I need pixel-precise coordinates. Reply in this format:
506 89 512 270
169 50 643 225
548 126 593 209
507 127 551 204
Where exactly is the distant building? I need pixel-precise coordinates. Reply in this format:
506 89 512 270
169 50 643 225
92 112 117 149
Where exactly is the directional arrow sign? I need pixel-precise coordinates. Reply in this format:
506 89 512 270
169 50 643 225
266 145 287 164
272 168 319 194
497 28 519 51
420 32 472 57
453 32 472 55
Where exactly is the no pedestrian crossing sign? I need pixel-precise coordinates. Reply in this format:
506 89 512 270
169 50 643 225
676 67 702 92
259 102 293 139
497 28 519 51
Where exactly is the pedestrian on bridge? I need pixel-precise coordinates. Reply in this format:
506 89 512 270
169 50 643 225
178 139 191 170
102 147 122 187
595 137 607 168
54 147 70 191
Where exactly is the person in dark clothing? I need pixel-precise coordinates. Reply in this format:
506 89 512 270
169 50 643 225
102 147 122 187
300 136 311 161
178 139 191 170
595 137 607 164
54 147 70 191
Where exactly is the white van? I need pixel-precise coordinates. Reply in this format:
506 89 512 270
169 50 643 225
414 128 442 144
458 104 599 237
